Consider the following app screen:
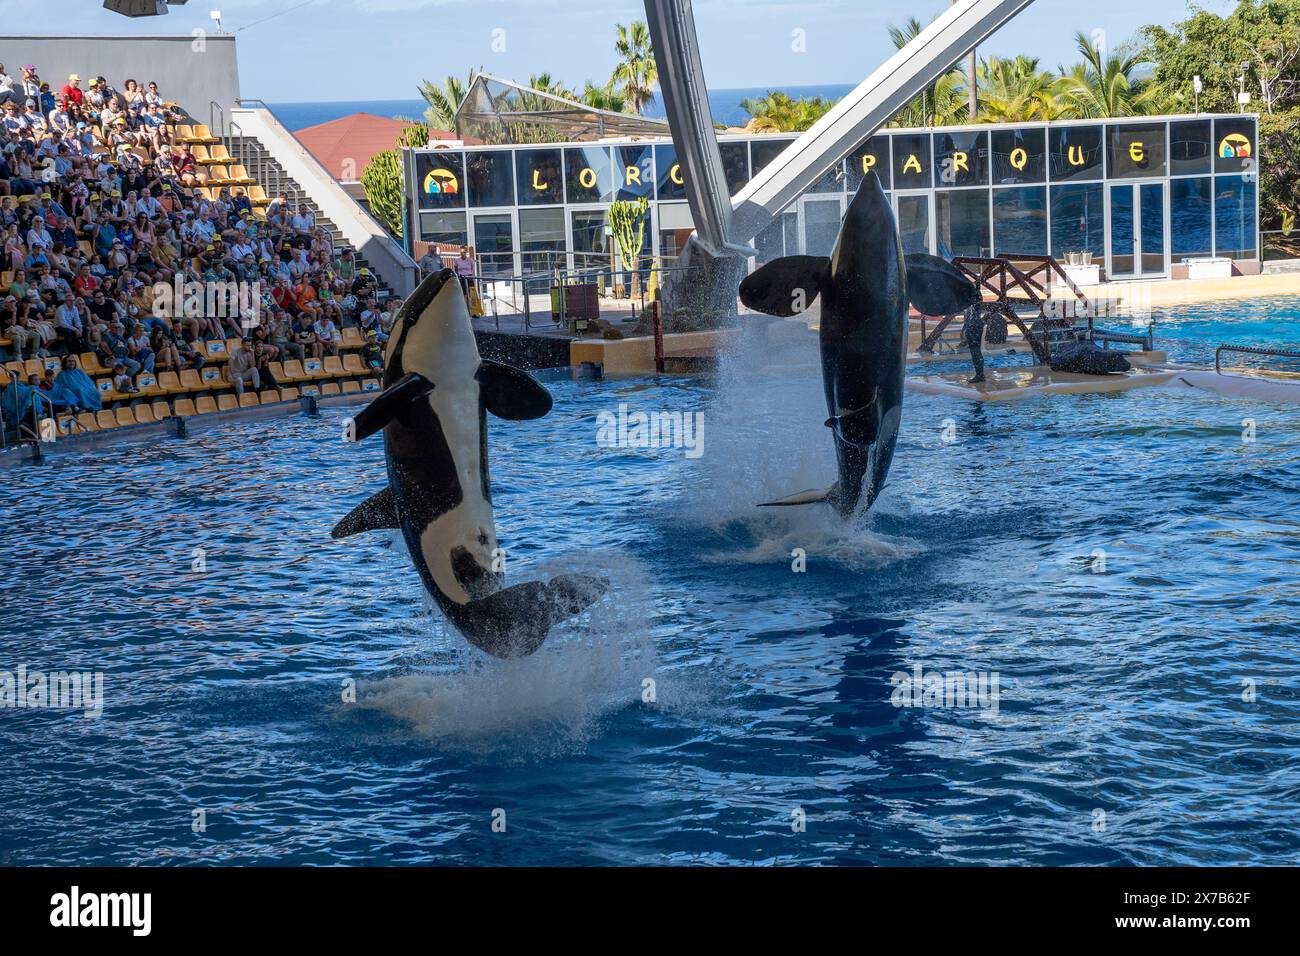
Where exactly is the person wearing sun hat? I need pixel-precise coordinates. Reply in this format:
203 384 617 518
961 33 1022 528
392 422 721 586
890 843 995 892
61 73 83 106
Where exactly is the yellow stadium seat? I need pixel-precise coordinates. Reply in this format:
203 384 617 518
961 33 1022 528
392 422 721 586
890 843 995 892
300 384 320 397
174 398 197 416
238 392 259 408
340 326 364 348
280 387 299 401
280 360 308 382
114 406 135 427
196 396 218 414
205 165 233 185
228 164 256 185
76 412 99 432
133 404 157 424
207 144 232 164
151 401 172 420
176 124 196 142
200 366 226 388
321 382 341 396
323 355 344 377
341 380 361 394
0 368 9 388
202 340 229 361
258 389 281 404
301 358 328 379
341 353 365 376
191 124 220 144
191 144 213 164
156 371 184 394
361 379 381 392
96 410 118 429
179 368 208 392
135 373 164 396
23 359 44 377
217 393 238 412
248 184 271 206
80 352 108 376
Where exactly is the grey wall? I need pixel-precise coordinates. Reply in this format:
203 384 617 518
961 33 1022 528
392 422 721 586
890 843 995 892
0 34 239 123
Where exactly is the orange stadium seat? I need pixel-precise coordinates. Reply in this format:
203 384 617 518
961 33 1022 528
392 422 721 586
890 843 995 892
173 398 197 417
133 405 157 424
258 390 281 404
217 394 238 412
114 406 135 427
320 382 341 396
151 401 172 420
76 412 99 432
156 371 184 394
179 369 208 392
340 326 364 348
238 392 259 408
341 380 361 394
96 410 118 430
341 353 365 376
280 387 299 401
195 396 218 414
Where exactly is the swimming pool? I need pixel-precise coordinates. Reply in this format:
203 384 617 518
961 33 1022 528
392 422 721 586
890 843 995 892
2 298 1298 866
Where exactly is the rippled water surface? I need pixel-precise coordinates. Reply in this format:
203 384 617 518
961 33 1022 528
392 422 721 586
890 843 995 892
2 298 1298 865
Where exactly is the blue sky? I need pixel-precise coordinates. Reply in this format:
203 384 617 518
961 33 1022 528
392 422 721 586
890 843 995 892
15 0 1239 102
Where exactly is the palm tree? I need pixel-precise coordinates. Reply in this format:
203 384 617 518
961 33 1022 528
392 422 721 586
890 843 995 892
419 69 479 132
581 79 629 114
888 17 967 126
975 55 1065 122
1054 31 1159 118
612 20 657 113
739 91 837 132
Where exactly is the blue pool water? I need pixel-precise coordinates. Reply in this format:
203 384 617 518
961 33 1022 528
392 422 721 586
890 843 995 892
2 298 1299 866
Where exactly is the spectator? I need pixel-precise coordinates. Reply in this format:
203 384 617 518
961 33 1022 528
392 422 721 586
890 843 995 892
49 353 100 412
359 329 384 370
227 337 260 394
454 245 475 298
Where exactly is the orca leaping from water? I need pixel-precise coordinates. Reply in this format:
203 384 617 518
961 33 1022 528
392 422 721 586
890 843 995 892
332 268 607 658
738 172 979 518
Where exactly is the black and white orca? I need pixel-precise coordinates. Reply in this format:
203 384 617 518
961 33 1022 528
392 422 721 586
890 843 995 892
738 171 979 518
333 268 607 658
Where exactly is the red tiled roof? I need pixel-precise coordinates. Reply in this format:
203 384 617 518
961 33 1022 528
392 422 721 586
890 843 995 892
295 112 462 182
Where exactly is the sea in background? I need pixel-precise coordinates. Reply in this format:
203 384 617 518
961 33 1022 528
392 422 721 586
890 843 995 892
269 84 857 132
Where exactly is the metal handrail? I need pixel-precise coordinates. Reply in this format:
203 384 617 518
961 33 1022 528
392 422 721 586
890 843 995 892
209 101 225 139
1215 344 1300 374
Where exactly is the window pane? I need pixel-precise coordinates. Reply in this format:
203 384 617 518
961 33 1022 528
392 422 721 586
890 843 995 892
473 213 514 276
808 159 844 194
1169 120 1212 176
892 133 932 188
1107 122 1166 178
1214 174 1257 259
519 207 565 274
654 144 686 200
1050 183 1104 259
992 186 1047 255
1170 177 1212 257
466 150 514 207
616 144 654 200
571 209 610 268
935 189 990 257
415 151 465 209
565 147 613 203
845 134 891 191
1048 125 1103 182
418 210 467 245
750 139 789 176
991 127 1045 184
515 148 564 205
933 130 989 187
1214 117 1257 175
720 142 750 195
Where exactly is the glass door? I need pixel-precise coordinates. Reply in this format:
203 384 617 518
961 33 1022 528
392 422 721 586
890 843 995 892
472 212 515 278
799 196 844 257
1108 182 1166 278
893 192 934 255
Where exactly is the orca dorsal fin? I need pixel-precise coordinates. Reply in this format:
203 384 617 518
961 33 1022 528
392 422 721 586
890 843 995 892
739 255 830 317
476 360 553 420
332 486 399 539
347 372 434 442
903 253 980 316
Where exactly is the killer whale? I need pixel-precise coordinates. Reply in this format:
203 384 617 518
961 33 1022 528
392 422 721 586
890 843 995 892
332 268 607 658
738 171 978 517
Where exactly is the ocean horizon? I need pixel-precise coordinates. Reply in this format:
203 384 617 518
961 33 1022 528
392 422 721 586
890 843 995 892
269 83 856 132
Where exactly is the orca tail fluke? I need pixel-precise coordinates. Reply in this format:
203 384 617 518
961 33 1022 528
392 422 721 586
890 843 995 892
456 574 610 659
758 484 838 508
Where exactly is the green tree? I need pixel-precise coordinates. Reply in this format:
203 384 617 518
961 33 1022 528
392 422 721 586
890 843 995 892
612 20 658 113
362 125 431 239
1054 31 1159 118
609 197 649 296
974 55 1066 122
739 91 837 132
581 79 629 114
419 69 479 131
887 17 967 126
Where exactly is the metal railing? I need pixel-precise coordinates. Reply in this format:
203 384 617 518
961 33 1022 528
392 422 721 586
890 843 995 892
1215 344 1300 374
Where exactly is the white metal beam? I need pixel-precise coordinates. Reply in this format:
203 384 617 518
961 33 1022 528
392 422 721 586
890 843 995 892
730 0 1037 241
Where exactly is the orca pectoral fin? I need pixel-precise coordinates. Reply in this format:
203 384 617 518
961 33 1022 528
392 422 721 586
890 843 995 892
331 486 399 539
347 373 434 442
739 255 829 317
476 360 553 420
459 573 610 658
825 402 880 448
758 486 835 507
904 252 980 316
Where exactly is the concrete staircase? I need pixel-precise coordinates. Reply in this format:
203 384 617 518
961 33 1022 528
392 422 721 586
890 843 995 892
224 133 396 299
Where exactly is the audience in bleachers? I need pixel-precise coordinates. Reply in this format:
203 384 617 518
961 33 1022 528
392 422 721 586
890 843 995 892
0 57 391 439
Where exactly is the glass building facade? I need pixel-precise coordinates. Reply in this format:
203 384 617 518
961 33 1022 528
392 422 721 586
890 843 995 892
402 114 1258 280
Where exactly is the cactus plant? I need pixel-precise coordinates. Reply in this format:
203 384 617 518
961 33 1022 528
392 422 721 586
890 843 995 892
609 197 648 298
